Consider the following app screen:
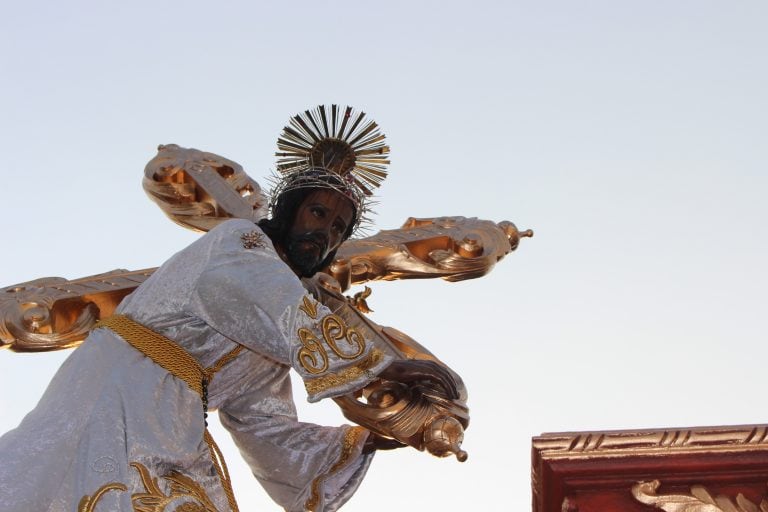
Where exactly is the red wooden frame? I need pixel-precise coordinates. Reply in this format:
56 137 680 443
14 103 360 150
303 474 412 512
532 424 768 511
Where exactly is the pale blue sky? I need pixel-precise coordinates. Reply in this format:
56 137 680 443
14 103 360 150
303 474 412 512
1 1 767 510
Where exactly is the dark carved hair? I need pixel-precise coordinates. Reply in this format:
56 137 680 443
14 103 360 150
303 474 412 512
258 184 357 275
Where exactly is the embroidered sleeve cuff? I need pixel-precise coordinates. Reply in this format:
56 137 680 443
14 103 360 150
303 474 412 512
302 347 393 402
290 295 397 403
303 426 373 512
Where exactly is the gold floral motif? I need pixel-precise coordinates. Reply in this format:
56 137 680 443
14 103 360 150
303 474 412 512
239 230 265 250
321 314 365 359
78 482 128 512
305 427 367 511
632 480 768 512
297 327 329 374
299 295 319 319
76 462 218 512
304 348 384 395
130 462 218 512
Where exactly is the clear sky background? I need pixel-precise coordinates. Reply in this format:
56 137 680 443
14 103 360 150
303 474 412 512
1 1 766 510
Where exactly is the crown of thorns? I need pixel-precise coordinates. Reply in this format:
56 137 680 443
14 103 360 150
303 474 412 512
269 104 390 233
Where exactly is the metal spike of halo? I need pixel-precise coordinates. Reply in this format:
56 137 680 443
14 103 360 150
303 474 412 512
270 104 390 234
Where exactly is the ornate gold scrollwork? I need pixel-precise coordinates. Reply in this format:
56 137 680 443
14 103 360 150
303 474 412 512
131 462 217 512
297 327 329 374
143 144 266 233
296 298 368 374
0 270 153 352
347 286 373 313
77 462 218 512
533 426 768 460
329 215 533 290
303 275 470 462
632 480 768 512
321 314 365 360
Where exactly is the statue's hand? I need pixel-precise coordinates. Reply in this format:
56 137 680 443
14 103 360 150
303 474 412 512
377 359 460 400
362 431 407 454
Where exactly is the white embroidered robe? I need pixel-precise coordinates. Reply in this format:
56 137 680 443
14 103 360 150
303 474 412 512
0 219 394 512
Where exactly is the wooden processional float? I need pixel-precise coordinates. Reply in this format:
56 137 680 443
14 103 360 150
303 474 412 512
0 144 533 463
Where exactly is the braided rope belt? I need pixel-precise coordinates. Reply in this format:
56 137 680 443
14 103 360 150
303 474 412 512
97 314 243 512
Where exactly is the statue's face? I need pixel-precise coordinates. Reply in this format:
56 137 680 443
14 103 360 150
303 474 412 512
284 189 355 277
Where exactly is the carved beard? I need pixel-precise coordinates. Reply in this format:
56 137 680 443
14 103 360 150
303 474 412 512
285 232 329 277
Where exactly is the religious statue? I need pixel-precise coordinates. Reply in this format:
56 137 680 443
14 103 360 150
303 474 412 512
0 105 531 511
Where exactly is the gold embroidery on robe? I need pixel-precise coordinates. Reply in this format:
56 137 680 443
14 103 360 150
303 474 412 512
297 327 329 374
77 462 218 512
305 427 367 511
239 230 265 250
321 314 365 360
78 482 128 512
303 348 384 395
299 295 319 319
296 307 368 375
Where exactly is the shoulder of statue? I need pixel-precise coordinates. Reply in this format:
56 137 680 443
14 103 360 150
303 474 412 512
202 219 277 254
